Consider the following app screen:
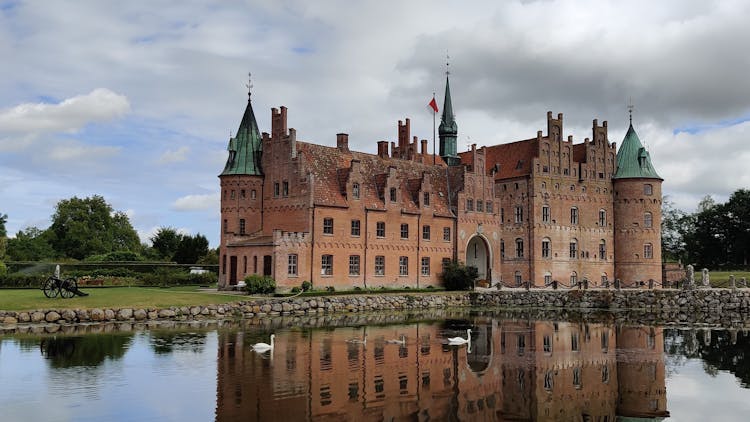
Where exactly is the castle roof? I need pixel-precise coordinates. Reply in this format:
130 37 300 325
221 95 263 176
471 138 538 180
614 124 661 180
295 142 454 217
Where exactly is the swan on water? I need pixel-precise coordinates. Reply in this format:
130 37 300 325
252 334 275 352
447 329 471 345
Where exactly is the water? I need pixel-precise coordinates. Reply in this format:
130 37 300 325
2 311 750 421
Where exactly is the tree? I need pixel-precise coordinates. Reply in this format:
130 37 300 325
6 227 57 261
0 213 7 259
172 233 209 264
150 227 183 260
725 189 750 266
661 198 689 262
49 195 140 260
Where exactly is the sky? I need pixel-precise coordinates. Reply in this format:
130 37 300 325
1 0 749 248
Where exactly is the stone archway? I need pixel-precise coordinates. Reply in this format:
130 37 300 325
466 235 491 281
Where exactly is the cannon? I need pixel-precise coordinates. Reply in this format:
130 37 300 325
41 275 89 298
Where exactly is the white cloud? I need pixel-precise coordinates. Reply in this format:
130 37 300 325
158 146 190 164
171 193 220 211
47 142 121 161
0 88 130 134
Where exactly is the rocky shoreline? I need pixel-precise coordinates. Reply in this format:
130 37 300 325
4 288 750 332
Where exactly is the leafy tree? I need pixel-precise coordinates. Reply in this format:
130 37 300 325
150 227 182 260
725 189 750 266
48 195 139 260
6 227 57 261
661 198 690 262
441 261 478 290
173 233 209 264
0 213 7 259
197 247 219 265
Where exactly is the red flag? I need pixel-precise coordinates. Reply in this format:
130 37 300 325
428 97 438 113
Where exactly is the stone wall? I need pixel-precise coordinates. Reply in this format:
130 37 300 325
4 288 750 329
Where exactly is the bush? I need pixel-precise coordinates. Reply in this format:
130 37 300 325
301 280 312 292
441 261 478 291
244 274 276 294
0 273 47 288
325 286 335 292
0 261 6 277
291 286 301 293
85 250 144 262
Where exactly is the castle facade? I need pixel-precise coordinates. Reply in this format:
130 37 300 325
218 76 662 291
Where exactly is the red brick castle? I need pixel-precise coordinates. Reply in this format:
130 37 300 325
218 76 662 291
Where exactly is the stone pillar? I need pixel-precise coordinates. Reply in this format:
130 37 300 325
730 274 736 290
741 277 747 288
684 265 695 290
701 268 710 288
615 279 621 290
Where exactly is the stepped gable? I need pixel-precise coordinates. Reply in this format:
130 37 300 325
295 141 453 216
465 138 538 180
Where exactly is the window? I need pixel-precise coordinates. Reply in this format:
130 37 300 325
501 240 505 259
571 333 579 352
466 199 474 211
399 256 408 276
423 192 429 206
573 367 582 389
569 239 578 259
443 227 451 241
476 200 483 212
251 189 257 199
543 335 552 353
223 219 228 233
422 225 430 240
601 331 609 352
570 272 578 286
544 273 552 285
515 238 524 258
390 187 397 202
644 212 653 228
321 255 333 275
323 218 333 235
375 256 385 275
544 371 554 391
515 206 523 223
514 271 522 286
376 221 385 237
644 243 653 259
599 240 606 260
599 209 606 226
442 258 451 269
644 184 653 195
601 365 610 383
421 257 430 276
239 219 246 235
282 181 289 197
230 190 236 200
288 254 298 276
517 334 526 355
501 208 505 222
240 189 246 199
352 183 360 199
274 182 280 197
349 255 360 275
351 220 360 236
541 238 551 258
400 223 409 239
570 207 579 225
486 201 493 213
542 205 550 223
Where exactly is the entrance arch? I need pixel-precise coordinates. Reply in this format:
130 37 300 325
466 235 491 281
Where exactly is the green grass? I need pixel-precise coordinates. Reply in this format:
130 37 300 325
0 286 243 312
709 271 750 287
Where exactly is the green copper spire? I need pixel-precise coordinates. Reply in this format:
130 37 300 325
221 90 263 176
614 123 661 180
439 74 459 166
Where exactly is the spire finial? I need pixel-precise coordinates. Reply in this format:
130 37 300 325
245 72 253 99
627 96 634 125
446 51 450 76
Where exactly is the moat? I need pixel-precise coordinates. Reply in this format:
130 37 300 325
3 309 750 421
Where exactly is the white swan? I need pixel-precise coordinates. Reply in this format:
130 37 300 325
447 329 472 345
252 334 275 352
386 335 406 345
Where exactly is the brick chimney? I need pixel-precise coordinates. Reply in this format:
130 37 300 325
421 139 428 155
337 133 349 152
377 141 389 158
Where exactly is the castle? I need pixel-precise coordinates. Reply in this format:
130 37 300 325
218 76 662 291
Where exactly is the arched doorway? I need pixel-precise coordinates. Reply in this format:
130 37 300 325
466 235 491 281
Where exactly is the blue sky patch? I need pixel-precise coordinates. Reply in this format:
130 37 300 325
674 114 750 135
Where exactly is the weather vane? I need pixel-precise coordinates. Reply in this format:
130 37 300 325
627 96 634 125
246 72 253 97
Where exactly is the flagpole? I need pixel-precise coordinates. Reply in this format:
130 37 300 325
432 92 436 165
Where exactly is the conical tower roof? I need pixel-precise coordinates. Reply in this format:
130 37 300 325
221 93 263 176
439 75 457 137
614 123 661 180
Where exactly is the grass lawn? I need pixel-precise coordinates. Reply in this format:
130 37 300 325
0 286 244 312
709 271 750 287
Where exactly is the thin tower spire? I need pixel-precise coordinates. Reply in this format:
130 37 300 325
628 96 634 125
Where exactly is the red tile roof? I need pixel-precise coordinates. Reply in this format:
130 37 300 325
461 138 538 180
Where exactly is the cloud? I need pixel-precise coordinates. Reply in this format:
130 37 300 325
171 193 220 211
0 88 130 134
158 146 190 164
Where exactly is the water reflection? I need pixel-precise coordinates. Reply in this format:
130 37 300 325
215 318 670 421
40 334 132 368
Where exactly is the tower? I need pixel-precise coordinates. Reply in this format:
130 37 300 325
438 75 459 166
613 112 663 285
218 78 264 286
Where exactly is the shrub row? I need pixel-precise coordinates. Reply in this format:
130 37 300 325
0 270 217 288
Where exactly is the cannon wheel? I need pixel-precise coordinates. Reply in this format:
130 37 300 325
42 277 60 298
60 278 77 299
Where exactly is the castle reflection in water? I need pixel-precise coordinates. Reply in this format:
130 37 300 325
216 318 668 421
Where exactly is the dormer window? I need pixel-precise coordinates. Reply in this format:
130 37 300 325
352 183 360 199
390 187 397 202
423 192 429 206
